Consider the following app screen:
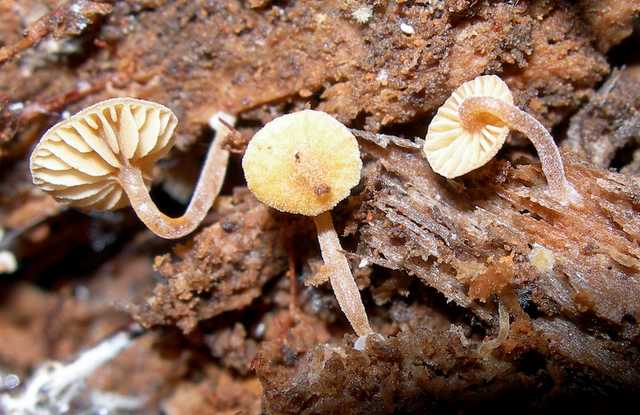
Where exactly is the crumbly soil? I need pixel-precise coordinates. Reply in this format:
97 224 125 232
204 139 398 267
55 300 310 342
0 1 639 414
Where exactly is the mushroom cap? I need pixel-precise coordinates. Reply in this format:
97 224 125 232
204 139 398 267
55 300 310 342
242 110 362 216
30 97 178 210
423 75 513 178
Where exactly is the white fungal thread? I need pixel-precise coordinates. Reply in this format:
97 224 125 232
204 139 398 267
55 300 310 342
0 330 140 414
478 301 510 357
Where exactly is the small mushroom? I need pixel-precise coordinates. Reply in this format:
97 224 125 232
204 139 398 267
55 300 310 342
242 110 373 337
30 97 234 239
423 75 579 204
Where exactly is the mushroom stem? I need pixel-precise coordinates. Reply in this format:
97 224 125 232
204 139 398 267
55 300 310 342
459 96 580 204
313 211 373 336
118 126 230 239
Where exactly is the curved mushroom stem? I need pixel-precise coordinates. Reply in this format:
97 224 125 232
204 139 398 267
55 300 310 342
459 97 580 205
118 120 232 239
313 211 373 337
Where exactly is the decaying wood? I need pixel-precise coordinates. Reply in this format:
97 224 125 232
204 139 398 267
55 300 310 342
360 133 639 370
565 65 640 175
253 132 640 412
132 189 289 333
0 1 639 412
0 0 112 67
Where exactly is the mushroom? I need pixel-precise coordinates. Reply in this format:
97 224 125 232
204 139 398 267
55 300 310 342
242 110 373 337
30 97 234 239
423 75 579 204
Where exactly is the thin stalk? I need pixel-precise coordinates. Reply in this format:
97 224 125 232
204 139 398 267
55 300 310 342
313 211 372 336
118 129 230 239
459 97 580 204
478 300 509 357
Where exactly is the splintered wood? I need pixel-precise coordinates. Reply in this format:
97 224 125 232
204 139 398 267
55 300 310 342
355 135 640 383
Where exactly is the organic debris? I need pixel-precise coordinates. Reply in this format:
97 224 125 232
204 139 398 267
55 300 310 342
0 1 638 413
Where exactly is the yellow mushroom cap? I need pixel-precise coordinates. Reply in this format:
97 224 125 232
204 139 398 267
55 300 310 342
30 97 178 210
423 75 513 178
242 110 362 216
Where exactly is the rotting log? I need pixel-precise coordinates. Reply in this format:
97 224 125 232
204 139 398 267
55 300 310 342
254 132 640 412
358 134 640 377
0 1 638 412
132 189 289 334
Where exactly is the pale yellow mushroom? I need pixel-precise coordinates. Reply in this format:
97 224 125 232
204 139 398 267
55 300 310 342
242 110 373 337
30 97 233 239
424 75 579 204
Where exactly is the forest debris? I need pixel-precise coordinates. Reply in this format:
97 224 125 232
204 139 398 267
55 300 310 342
0 1 637 412
87 332 192 412
205 323 259 375
0 328 139 415
248 0 271 9
578 0 640 52
255 310 526 414
356 135 640 353
399 22 415 36
0 284 131 373
0 1 113 67
163 367 261 415
533 318 640 385
468 255 514 303
0 0 611 157
257 290 636 413
356 139 640 327
350 129 421 150
3 194 60 230
565 65 640 175
528 243 555 274
131 189 288 333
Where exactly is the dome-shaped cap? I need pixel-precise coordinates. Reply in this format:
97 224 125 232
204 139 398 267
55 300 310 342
242 110 362 216
423 75 513 178
30 98 178 210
